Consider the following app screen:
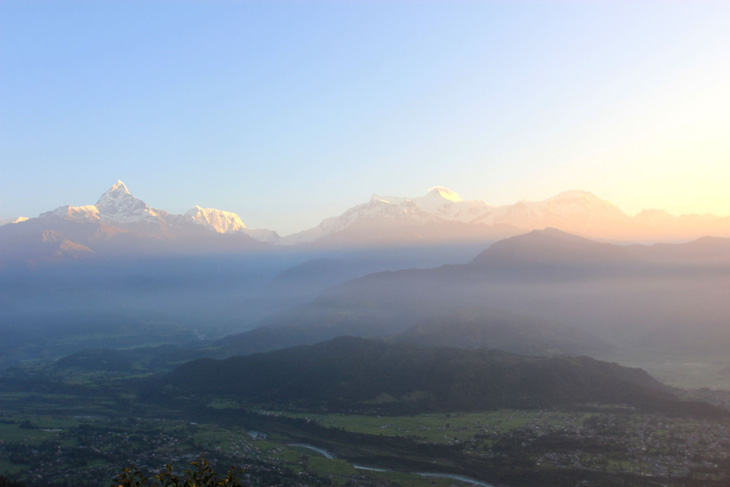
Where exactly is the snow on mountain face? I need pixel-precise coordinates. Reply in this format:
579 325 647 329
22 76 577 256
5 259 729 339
412 187 490 223
280 187 490 245
31 180 270 243
279 187 639 245
185 206 247 233
473 190 628 229
0 217 29 226
281 196 426 245
39 180 164 225
95 180 162 223
544 190 626 219
40 205 100 222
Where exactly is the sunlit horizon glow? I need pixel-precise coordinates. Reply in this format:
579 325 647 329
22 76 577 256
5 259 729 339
1 1 729 235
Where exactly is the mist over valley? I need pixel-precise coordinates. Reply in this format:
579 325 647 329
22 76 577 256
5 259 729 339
1 181 730 486
3 2 730 484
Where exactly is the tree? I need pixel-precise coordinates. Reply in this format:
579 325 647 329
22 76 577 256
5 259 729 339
114 456 241 487
0 476 27 487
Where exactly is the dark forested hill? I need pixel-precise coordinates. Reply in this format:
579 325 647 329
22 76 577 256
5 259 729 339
163 337 723 417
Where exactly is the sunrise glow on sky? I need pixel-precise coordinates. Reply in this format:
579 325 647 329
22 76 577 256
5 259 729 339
1 1 729 234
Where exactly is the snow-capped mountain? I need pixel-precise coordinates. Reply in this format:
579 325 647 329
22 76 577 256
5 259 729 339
0 216 29 226
0 181 269 265
408 186 491 223
471 190 630 236
40 205 101 223
183 206 279 241
95 180 164 224
186 206 247 234
279 187 730 245
39 180 163 226
33 180 278 240
280 187 496 245
4 181 730 266
279 186 632 246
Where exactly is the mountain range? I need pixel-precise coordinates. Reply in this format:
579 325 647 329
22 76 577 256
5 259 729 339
270 186 730 245
220 228 730 364
0 181 269 265
3 181 730 266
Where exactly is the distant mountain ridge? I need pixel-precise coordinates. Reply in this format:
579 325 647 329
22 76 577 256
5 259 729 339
218 301 609 359
277 187 730 246
38 180 266 235
3 181 730 265
0 181 270 264
391 306 608 356
221 229 730 360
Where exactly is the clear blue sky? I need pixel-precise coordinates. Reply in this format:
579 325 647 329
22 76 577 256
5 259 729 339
2 1 729 234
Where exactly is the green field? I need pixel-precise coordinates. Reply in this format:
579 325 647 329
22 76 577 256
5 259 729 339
1 361 729 487
282 410 536 443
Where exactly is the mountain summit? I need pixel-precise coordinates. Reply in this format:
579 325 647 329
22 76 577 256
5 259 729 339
37 180 260 235
278 186 634 246
280 187 496 245
95 180 162 224
279 187 730 245
185 206 247 233
1 181 268 264
424 186 463 202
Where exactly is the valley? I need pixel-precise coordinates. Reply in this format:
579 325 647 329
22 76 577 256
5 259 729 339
1 367 729 487
5 2 730 485
2 184 730 486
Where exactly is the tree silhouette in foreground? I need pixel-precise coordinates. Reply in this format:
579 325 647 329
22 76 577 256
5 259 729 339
0 476 27 487
114 456 241 487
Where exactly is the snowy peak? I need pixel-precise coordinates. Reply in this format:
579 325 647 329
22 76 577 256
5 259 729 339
110 180 130 194
95 180 133 207
371 187 463 206
281 186 645 245
95 180 161 223
370 194 407 205
0 216 29 226
40 205 100 223
412 187 488 221
472 190 628 233
281 187 490 245
28 180 266 240
425 186 463 203
544 190 626 219
185 206 247 234
37 181 158 224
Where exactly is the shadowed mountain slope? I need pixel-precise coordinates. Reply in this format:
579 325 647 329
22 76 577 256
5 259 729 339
221 229 730 358
392 306 608 356
165 337 724 417
471 227 638 270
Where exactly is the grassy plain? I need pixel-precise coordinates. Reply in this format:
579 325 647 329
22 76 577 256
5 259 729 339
2 360 730 487
0 389 473 486
282 410 536 443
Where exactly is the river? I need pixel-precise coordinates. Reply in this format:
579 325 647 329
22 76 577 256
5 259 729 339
287 443 496 487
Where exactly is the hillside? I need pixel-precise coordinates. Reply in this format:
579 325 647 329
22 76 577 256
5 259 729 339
237 229 730 353
164 337 722 416
392 306 608 356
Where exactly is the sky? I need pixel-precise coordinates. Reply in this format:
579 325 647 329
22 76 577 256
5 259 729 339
1 1 729 235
